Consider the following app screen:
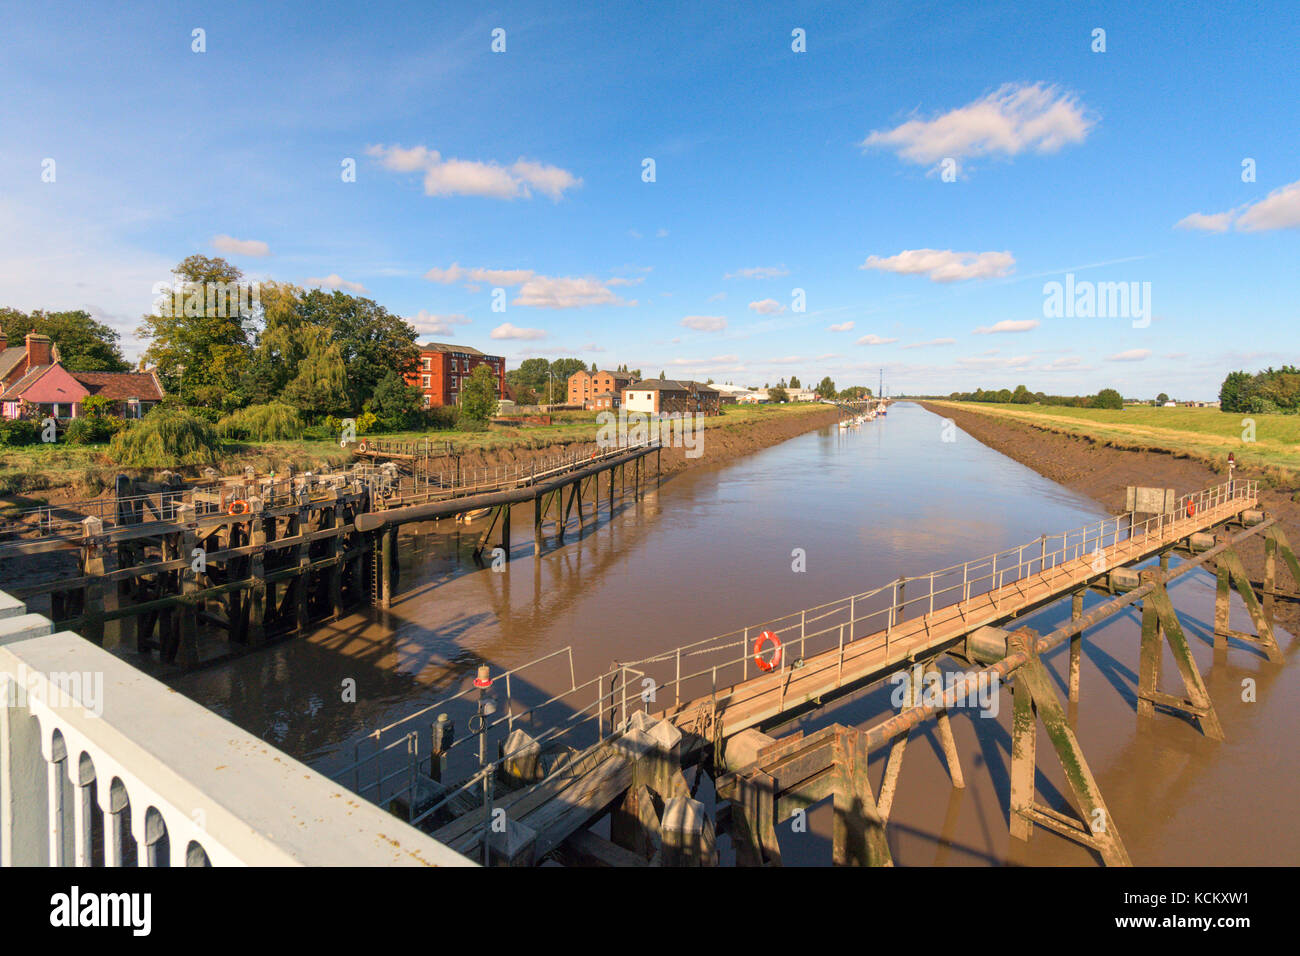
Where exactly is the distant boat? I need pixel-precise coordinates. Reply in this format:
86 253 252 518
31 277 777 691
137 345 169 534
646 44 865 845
459 507 492 522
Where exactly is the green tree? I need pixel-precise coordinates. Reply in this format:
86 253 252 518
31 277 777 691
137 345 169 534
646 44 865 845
1094 388 1124 410
296 289 418 412
506 358 551 392
789 375 801 389
768 385 789 403
1218 371 1252 413
1156 392 1170 405
137 255 253 408
367 370 424 431
459 364 499 426
0 308 130 372
1011 384 1032 404
815 376 836 398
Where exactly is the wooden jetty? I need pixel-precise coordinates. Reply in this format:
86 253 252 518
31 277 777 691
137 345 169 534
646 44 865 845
350 479 1300 867
0 439 662 668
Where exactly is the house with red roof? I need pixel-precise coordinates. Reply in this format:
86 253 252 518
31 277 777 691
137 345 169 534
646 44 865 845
0 331 164 420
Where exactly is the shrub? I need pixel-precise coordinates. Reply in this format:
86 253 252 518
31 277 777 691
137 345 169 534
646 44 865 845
65 416 115 445
108 407 223 467
181 404 223 424
217 402 304 442
424 405 460 430
0 419 40 447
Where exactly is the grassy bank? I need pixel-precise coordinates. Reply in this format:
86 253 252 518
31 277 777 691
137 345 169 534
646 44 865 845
927 401 1300 480
0 402 835 503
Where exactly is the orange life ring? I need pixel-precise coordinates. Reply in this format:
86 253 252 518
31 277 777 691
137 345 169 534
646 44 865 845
1186 500 1196 518
228 499 250 516
358 440 369 453
753 630 783 672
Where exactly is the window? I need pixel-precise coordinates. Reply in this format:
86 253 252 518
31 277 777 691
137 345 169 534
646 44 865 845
422 375 430 388
451 375 458 387
423 357 431 370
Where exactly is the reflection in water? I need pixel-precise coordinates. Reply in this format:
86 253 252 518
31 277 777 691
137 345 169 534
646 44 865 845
171 402 1298 865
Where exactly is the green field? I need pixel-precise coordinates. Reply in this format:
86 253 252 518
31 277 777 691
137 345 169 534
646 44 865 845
0 402 833 503
929 401 1300 480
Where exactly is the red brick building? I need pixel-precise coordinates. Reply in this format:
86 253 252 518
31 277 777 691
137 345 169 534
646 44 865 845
406 343 506 408
567 369 634 410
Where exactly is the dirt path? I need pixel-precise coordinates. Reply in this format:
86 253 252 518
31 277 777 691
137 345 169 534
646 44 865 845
921 401 1300 636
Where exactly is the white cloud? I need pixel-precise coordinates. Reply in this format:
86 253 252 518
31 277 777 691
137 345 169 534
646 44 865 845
902 337 956 349
973 319 1039 335
514 276 627 309
855 333 899 345
1236 179 1300 231
707 292 726 302
425 264 630 308
490 323 547 340
1174 178 1300 233
748 298 786 315
1107 348 1151 362
425 263 535 286
681 315 728 332
1175 211 1235 233
828 321 855 332
860 249 1015 282
860 82 1095 166
656 228 669 238
305 273 367 293
1044 356 1081 369
581 342 605 352
724 265 789 279
410 311 470 336
367 144 581 200
212 234 270 257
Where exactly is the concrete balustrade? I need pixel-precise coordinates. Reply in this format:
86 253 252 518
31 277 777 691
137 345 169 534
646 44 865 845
0 590 470 867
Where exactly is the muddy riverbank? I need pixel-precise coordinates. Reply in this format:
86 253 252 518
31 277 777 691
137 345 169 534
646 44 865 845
922 401 1300 634
446 405 844 481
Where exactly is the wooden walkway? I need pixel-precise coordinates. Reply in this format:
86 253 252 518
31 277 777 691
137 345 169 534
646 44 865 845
656 493 1256 739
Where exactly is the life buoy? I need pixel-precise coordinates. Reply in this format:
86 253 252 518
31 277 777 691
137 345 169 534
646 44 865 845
358 440 369 453
228 499 250 516
753 630 783 672
1187 500 1196 518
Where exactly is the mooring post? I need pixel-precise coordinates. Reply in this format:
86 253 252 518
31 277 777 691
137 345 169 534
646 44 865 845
248 499 267 645
533 493 543 556
1069 589 1084 702
177 503 200 669
381 527 396 609
500 501 511 563
832 728 892 867
79 517 107 647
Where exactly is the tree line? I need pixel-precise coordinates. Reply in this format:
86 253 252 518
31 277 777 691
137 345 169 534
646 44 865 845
1219 366 1300 414
945 385 1125 409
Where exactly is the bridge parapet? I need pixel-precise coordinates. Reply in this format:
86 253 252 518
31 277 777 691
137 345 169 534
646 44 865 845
0 591 471 867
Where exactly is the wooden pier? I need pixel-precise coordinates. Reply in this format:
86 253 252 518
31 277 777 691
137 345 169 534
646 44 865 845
350 479 1299 867
0 439 662 667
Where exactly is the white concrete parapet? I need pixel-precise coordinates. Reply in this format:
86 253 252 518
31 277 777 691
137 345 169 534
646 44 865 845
0 592 471 867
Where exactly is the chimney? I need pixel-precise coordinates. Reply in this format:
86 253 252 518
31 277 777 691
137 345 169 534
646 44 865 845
25 331 53 367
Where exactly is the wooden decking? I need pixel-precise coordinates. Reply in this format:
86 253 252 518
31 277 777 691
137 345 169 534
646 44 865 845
657 495 1255 739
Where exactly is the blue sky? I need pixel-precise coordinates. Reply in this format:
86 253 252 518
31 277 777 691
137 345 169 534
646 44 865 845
1 0 1296 399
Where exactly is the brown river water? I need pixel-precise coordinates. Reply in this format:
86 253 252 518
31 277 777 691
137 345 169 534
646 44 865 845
172 402 1300 866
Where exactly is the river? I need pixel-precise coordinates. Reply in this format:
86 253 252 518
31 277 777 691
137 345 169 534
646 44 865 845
172 401 1300 866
